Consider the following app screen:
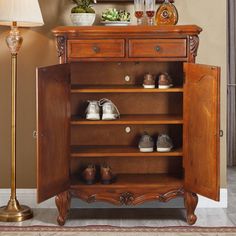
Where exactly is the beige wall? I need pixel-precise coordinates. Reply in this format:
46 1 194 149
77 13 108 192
0 0 227 188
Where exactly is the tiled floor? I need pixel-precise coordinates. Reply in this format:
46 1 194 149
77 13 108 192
0 168 235 227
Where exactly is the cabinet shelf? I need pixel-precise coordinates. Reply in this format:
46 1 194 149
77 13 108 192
71 145 183 158
71 114 183 125
71 174 183 189
71 85 184 94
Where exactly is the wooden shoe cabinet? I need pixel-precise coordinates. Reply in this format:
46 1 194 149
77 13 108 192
36 25 220 225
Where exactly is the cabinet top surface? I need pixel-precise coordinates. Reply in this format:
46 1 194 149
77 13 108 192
52 25 202 36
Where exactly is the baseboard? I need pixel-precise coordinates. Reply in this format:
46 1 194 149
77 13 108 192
0 188 227 209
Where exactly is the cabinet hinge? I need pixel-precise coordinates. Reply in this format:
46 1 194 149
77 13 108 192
219 130 224 137
33 131 38 139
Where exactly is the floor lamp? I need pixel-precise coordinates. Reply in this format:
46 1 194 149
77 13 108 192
0 0 44 222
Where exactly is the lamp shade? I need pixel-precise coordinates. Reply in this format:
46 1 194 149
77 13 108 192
0 0 44 27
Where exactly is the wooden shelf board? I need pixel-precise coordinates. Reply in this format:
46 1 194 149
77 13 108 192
71 85 183 93
71 173 183 189
71 114 183 125
70 145 183 157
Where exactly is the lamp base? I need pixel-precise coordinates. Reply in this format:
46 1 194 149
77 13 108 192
0 198 33 222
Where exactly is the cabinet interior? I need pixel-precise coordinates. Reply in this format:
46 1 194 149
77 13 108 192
70 61 184 183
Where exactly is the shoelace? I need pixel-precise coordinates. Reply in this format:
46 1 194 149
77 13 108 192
98 98 120 118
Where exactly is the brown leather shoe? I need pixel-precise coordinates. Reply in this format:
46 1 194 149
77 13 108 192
81 164 96 185
158 72 173 89
100 164 116 185
143 73 155 89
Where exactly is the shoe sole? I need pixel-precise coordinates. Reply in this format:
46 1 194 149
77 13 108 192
157 147 172 152
143 85 155 89
86 114 100 120
158 85 171 89
102 114 117 120
139 148 154 153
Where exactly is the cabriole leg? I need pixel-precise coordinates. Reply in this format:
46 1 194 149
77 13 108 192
184 192 198 225
55 191 71 226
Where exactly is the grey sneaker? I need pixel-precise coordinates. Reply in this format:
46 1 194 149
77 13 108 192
156 134 173 152
99 98 120 120
86 101 100 120
138 132 154 152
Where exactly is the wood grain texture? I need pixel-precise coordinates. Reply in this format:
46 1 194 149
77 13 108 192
70 187 184 206
68 39 125 59
52 25 202 37
183 63 220 201
71 85 184 93
36 25 220 226
70 174 184 206
70 145 183 157
129 39 186 58
36 64 71 203
71 114 183 125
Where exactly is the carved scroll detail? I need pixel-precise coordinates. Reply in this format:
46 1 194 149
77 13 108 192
55 191 71 226
70 188 184 206
189 35 200 62
120 192 135 205
56 36 66 59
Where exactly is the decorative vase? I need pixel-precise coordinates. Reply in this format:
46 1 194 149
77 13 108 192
155 0 178 25
70 13 96 26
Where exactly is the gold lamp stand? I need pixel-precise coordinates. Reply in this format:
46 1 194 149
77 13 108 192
0 22 33 222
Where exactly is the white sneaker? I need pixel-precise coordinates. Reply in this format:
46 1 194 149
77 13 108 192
99 98 120 120
86 101 100 120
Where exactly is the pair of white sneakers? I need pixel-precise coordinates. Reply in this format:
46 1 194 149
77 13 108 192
86 98 120 120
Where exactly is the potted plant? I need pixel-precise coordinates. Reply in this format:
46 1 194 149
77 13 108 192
70 0 96 26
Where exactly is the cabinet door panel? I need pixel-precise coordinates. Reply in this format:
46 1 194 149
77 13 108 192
184 63 220 201
37 64 70 203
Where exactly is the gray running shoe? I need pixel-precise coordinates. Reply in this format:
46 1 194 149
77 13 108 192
138 132 154 152
156 134 173 152
86 101 100 120
99 98 120 120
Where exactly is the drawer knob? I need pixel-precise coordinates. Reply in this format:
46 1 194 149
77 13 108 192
155 46 161 52
92 46 100 53
125 127 131 133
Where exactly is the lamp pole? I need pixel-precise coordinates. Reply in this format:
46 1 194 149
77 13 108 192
0 21 33 222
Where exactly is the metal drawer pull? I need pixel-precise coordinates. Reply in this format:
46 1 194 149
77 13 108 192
92 46 100 53
155 46 161 52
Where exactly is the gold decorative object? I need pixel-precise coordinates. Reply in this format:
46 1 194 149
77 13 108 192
0 0 44 222
155 0 178 25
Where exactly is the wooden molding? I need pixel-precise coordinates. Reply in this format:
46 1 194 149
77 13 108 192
70 188 184 206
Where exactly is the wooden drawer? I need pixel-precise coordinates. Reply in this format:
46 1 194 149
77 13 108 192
68 39 125 58
129 39 187 58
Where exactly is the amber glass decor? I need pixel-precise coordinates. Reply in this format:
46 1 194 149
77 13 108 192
155 0 178 25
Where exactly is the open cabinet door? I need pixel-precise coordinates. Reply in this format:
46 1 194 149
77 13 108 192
36 64 70 203
184 63 220 201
